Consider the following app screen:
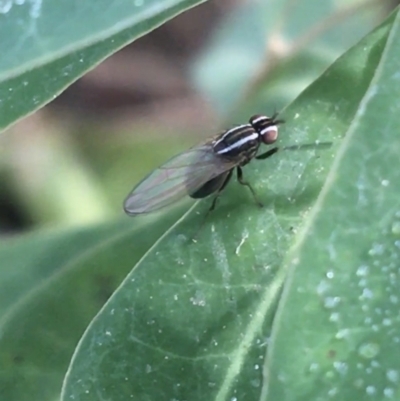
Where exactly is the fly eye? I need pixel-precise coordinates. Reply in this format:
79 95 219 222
261 125 278 144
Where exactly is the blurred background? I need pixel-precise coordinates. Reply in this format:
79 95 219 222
0 0 397 236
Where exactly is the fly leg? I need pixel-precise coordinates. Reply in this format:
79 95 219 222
192 170 233 241
236 166 263 208
255 147 279 160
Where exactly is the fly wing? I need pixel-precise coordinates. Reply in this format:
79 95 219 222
123 144 237 214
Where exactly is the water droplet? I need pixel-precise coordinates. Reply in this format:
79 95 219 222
330 312 340 322
386 369 399 382
390 295 398 304
357 265 369 276
392 221 400 235
190 291 206 306
381 179 390 186
333 361 348 374
371 360 380 368
29 0 42 18
359 342 380 359
360 288 373 300
369 243 384 256
0 0 12 13
309 362 319 372
366 385 376 395
326 270 334 279
317 280 330 295
324 296 340 308
335 329 349 339
382 318 392 326
328 387 338 396
384 387 394 398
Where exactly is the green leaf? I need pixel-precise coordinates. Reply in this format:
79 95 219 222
0 219 134 317
0 0 205 132
61 8 399 401
265 10 400 401
0 207 185 401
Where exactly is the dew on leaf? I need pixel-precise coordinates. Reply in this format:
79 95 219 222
358 342 380 359
359 288 373 300
329 312 339 322
335 328 349 339
333 361 348 374
324 296 340 308
326 270 334 279
368 243 384 256
190 290 206 307
327 387 338 397
356 265 369 276
358 278 367 287
386 369 399 382
370 360 380 368
366 385 376 395
0 0 12 13
317 279 330 295
391 222 400 235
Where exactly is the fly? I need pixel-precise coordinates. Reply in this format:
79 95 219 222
123 113 329 218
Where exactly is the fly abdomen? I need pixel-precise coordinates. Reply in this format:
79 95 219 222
189 173 229 199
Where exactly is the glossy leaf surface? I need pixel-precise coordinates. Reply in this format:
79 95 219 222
0 0 205 132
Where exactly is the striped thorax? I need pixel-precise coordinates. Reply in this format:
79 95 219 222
212 114 280 165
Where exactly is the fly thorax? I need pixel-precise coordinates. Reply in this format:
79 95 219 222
213 125 260 159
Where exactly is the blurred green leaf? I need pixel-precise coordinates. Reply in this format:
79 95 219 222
0 219 131 317
61 7 399 401
192 0 384 115
0 0 206 132
0 207 186 401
